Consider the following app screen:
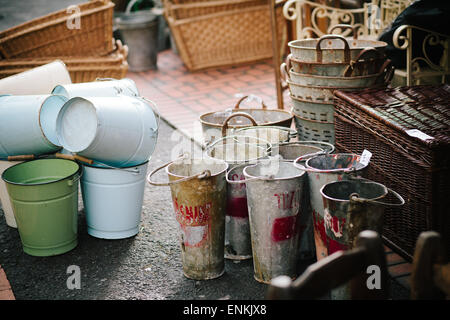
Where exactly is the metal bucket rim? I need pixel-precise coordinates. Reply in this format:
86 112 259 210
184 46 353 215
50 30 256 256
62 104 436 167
235 125 297 135
82 159 149 170
288 67 385 81
1 158 81 186
320 179 388 203
199 108 293 128
305 153 367 172
287 79 385 90
243 159 306 181
287 38 387 50
166 158 228 180
56 96 100 153
39 94 69 147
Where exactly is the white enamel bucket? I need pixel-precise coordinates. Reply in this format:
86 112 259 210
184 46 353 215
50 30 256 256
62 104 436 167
81 161 149 239
0 94 68 156
56 96 159 167
52 78 139 98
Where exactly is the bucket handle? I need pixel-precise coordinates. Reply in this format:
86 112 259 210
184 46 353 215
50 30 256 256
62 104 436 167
348 176 406 207
205 134 273 158
343 47 384 77
147 154 212 187
0 155 35 161
349 188 405 207
140 96 161 132
316 35 351 64
375 59 395 85
235 95 268 110
280 62 290 84
221 112 258 137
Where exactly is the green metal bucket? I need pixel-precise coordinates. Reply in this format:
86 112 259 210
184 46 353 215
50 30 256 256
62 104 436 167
1 159 81 256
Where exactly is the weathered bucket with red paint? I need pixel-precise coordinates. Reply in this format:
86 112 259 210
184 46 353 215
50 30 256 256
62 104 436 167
147 156 228 280
320 178 404 299
294 153 368 261
206 135 271 260
241 159 306 283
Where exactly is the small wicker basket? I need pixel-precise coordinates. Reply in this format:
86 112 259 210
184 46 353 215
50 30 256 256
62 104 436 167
0 0 115 59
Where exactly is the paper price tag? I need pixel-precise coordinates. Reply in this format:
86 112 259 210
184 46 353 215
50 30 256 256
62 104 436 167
405 129 434 141
360 149 372 166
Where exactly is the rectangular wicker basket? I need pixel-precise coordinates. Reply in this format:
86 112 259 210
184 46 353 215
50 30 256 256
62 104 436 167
333 85 450 260
0 0 115 59
0 40 128 83
164 0 285 71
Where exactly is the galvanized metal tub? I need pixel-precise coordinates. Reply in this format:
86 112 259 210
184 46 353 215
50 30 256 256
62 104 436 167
52 78 139 98
320 179 404 299
1 159 81 256
293 114 335 144
200 96 293 145
290 95 334 123
294 153 368 261
0 94 68 156
81 161 148 239
0 160 22 228
287 47 388 77
242 159 306 283
56 96 158 167
288 34 387 64
147 157 228 280
206 135 271 260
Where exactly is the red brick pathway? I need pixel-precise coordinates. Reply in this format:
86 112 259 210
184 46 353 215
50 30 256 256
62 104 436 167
0 266 15 300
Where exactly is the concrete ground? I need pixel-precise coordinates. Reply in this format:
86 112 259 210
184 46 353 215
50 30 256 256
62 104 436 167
0 0 411 301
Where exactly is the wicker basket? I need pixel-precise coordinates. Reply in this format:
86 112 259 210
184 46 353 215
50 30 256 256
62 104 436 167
333 85 450 260
0 40 128 83
165 1 286 71
165 0 267 20
0 0 115 59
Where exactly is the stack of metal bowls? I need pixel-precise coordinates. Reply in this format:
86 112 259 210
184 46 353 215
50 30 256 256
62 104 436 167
285 33 391 145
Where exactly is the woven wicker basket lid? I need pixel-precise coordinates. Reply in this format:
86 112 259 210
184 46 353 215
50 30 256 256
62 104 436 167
334 84 450 149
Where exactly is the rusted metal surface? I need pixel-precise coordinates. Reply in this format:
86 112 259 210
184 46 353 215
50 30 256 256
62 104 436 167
320 179 403 299
288 35 386 64
148 157 228 280
206 135 271 260
243 160 306 283
296 154 368 262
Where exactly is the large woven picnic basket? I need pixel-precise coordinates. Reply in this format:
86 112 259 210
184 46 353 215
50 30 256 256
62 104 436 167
164 0 286 71
333 85 450 260
0 0 115 59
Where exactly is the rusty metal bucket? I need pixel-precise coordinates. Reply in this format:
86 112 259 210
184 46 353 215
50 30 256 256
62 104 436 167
320 178 404 299
240 159 306 283
294 153 368 261
275 141 335 260
199 96 293 145
147 156 228 280
206 135 271 260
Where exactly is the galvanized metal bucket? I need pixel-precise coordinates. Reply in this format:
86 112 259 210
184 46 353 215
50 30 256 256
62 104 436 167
200 96 293 145
290 96 334 123
52 78 139 98
294 153 368 261
320 178 404 299
81 161 149 239
56 96 159 167
1 159 81 256
275 141 335 260
293 114 335 144
240 159 306 283
206 135 271 260
0 95 68 156
0 160 22 228
147 156 228 280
